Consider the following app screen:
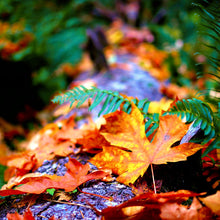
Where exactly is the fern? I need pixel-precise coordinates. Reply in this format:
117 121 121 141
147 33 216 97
52 85 159 138
193 0 220 79
163 98 217 145
193 0 220 110
52 85 127 116
191 0 220 156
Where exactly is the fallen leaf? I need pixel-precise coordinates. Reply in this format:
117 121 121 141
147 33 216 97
0 114 92 180
160 83 193 99
148 98 173 114
90 104 204 185
7 208 35 220
6 208 57 220
94 190 202 220
0 158 107 195
77 127 109 153
160 197 210 220
199 191 220 216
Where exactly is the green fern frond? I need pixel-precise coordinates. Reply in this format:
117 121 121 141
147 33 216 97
145 113 159 138
52 85 130 116
52 85 151 117
202 136 220 157
193 0 220 80
163 98 216 144
52 85 159 138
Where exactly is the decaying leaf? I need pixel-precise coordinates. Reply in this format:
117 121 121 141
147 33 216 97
0 158 107 195
199 191 220 216
0 115 99 181
6 208 57 220
6 208 35 220
160 197 214 220
94 190 203 220
90 104 204 185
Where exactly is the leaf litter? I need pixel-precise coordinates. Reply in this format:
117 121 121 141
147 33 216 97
0 21 219 220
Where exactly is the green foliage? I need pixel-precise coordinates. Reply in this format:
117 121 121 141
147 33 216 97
52 85 160 138
0 0 111 104
192 0 220 156
0 165 6 189
53 87 219 154
163 99 216 143
46 188 56 196
193 0 220 108
193 0 220 75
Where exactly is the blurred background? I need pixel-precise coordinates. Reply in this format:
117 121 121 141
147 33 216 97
0 0 218 123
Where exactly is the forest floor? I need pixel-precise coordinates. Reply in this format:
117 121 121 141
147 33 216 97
0 20 219 219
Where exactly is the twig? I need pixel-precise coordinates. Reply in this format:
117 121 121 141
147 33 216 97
46 199 92 209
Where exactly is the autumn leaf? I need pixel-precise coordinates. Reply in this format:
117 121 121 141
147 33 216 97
77 126 109 153
0 158 107 195
148 98 173 114
7 208 35 220
94 190 204 220
199 191 220 216
90 104 204 185
0 115 98 181
160 83 193 99
160 197 214 220
6 208 56 220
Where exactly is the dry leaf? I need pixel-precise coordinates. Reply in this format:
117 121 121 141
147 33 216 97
0 158 107 195
95 190 202 220
199 191 220 216
160 198 207 220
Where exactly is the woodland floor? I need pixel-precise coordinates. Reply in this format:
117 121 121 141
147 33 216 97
0 22 219 220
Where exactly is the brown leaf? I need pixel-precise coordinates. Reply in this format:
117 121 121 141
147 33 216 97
160 198 205 220
199 191 220 216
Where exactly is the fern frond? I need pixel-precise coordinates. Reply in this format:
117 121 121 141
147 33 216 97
145 113 159 138
52 85 152 116
52 85 131 116
52 85 159 138
193 0 220 80
202 136 220 157
163 98 216 143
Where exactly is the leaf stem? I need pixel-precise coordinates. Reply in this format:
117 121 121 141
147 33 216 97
150 163 156 194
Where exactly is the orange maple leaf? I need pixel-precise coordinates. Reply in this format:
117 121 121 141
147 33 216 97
90 104 204 185
0 158 107 195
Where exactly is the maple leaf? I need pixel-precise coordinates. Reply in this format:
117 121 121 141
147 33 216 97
0 158 107 195
77 127 109 153
90 104 204 185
